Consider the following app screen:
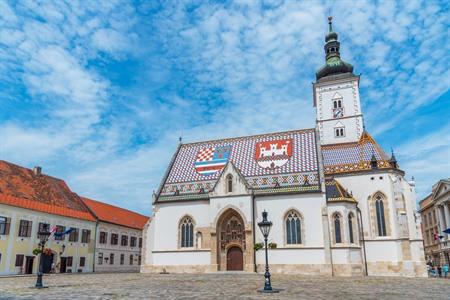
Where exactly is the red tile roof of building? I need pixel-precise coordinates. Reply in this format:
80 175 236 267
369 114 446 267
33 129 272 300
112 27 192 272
0 160 96 221
81 197 149 230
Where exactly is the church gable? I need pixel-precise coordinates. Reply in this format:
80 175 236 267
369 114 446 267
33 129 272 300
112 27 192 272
157 129 320 200
432 180 450 200
209 162 250 197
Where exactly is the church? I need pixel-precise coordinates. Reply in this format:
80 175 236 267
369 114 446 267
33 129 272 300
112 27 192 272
141 18 426 277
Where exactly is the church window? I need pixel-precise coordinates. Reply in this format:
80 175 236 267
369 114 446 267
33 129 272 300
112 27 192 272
226 174 233 193
180 216 194 248
335 126 345 137
375 196 387 236
334 214 342 243
285 210 302 244
348 213 354 243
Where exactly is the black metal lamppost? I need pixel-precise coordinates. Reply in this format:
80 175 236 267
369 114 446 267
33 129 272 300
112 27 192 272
35 224 51 288
257 210 278 293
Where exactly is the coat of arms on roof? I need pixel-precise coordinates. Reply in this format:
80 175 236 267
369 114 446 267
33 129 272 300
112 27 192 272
194 145 231 176
255 139 292 169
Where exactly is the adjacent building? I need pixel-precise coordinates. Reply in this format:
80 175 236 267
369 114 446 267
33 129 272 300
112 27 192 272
0 161 96 275
0 160 149 275
419 179 450 267
142 18 426 277
81 197 148 272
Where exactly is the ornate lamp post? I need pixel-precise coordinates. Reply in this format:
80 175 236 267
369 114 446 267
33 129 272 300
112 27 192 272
257 210 278 293
35 224 51 288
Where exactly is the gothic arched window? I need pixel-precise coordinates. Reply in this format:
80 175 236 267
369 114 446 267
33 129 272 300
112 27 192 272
375 196 387 236
334 214 342 243
285 210 302 244
226 174 233 193
348 213 354 243
180 216 194 248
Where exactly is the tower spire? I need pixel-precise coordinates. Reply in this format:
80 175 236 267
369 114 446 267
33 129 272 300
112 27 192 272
316 16 354 81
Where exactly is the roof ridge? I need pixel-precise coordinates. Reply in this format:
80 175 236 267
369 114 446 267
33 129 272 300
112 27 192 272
181 128 315 146
81 196 149 218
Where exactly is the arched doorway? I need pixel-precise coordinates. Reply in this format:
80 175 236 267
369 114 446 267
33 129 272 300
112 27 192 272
216 208 247 271
227 246 243 270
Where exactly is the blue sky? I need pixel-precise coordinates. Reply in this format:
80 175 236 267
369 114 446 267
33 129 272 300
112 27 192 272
0 0 449 215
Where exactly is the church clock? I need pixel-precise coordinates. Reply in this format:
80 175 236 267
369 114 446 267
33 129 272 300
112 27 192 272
333 107 344 118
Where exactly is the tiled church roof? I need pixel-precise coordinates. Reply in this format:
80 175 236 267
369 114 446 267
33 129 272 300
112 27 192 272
157 129 321 199
325 178 356 203
321 131 391 174
0 160 95 221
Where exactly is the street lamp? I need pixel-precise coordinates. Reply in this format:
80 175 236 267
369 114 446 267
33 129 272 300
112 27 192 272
257 210 278 293
35 224 51 288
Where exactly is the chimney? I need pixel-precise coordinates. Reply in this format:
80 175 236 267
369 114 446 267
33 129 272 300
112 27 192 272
33 166 42 176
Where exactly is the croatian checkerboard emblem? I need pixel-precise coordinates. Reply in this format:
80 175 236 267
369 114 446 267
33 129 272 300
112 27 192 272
194 145 231 176
255 139 292 169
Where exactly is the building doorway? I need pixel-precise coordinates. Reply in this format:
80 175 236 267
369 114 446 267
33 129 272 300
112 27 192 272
227 246 243 271
25 256 34 274
60 257 67 273
42 253 54 273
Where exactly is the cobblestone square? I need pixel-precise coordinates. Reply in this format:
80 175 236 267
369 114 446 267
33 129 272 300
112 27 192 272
0 273 449 300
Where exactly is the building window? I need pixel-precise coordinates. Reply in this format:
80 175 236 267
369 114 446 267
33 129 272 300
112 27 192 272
138 238 142 248
226 174 233 193
109 253 114 265
121 235 128 246
138 255 141 265
375 196 387 236
54 225 65 241
348 213 354 244
66 257 73 267
334 214 342 243
15 254 24 267
180 216 194 248
79 257 85 267
81 229 91 243
98 253 103 265
130 237 137 247
18 220 32 237
99 231 107 244
285 210 302 244
111 233 119 245
120 254 125 265
37 222 50 238
335 127 345 137
68 228 79 242
0 216 11 235
130 255 134 265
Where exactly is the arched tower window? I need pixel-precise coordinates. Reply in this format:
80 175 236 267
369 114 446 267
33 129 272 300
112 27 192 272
179 216 194 248
226 174 233 193
375 196 387 236
348 213 354 243
285 210 302 244
334 214 342 243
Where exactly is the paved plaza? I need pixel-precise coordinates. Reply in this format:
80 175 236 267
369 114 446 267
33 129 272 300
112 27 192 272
0 273 449 300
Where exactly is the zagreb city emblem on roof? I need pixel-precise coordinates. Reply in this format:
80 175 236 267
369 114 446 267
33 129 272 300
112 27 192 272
255 139 292 169
194 145 231 176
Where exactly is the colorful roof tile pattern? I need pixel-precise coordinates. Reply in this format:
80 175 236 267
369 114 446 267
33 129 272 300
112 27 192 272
159 129 320 198
321 131 391 174
0 160 95 221
81 197 149 230
325 178 356 203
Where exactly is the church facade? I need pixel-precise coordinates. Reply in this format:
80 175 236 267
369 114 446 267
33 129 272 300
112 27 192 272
141 18 426 277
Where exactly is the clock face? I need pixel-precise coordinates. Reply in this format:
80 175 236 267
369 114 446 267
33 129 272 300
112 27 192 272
333 107 344 118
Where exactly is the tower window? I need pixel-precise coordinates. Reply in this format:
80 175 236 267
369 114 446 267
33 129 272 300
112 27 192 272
335 127 345 138
226 174 233 193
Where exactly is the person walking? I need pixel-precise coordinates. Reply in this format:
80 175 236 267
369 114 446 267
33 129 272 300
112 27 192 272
443 264 449 278
437 265 442 278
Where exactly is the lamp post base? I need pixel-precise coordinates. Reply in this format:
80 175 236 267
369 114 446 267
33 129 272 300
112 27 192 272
257 288 280 293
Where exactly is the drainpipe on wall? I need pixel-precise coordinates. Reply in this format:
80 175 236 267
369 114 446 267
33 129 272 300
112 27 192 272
92 221 98 273
252 191 257 273
356 204 368 276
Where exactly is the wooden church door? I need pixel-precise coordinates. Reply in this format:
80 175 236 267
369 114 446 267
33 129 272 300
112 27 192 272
227 246 243 271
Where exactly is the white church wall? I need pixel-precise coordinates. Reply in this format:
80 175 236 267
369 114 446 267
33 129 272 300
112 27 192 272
152 201 210 251
256 248 325 265
152 251 210 266
365 241 399 262
210 195 253 226
255 193 326 248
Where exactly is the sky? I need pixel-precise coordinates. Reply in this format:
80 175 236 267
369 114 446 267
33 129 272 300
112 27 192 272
0 0 449 215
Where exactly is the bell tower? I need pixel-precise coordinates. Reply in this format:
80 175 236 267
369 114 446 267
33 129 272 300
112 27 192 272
313 17 364 145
